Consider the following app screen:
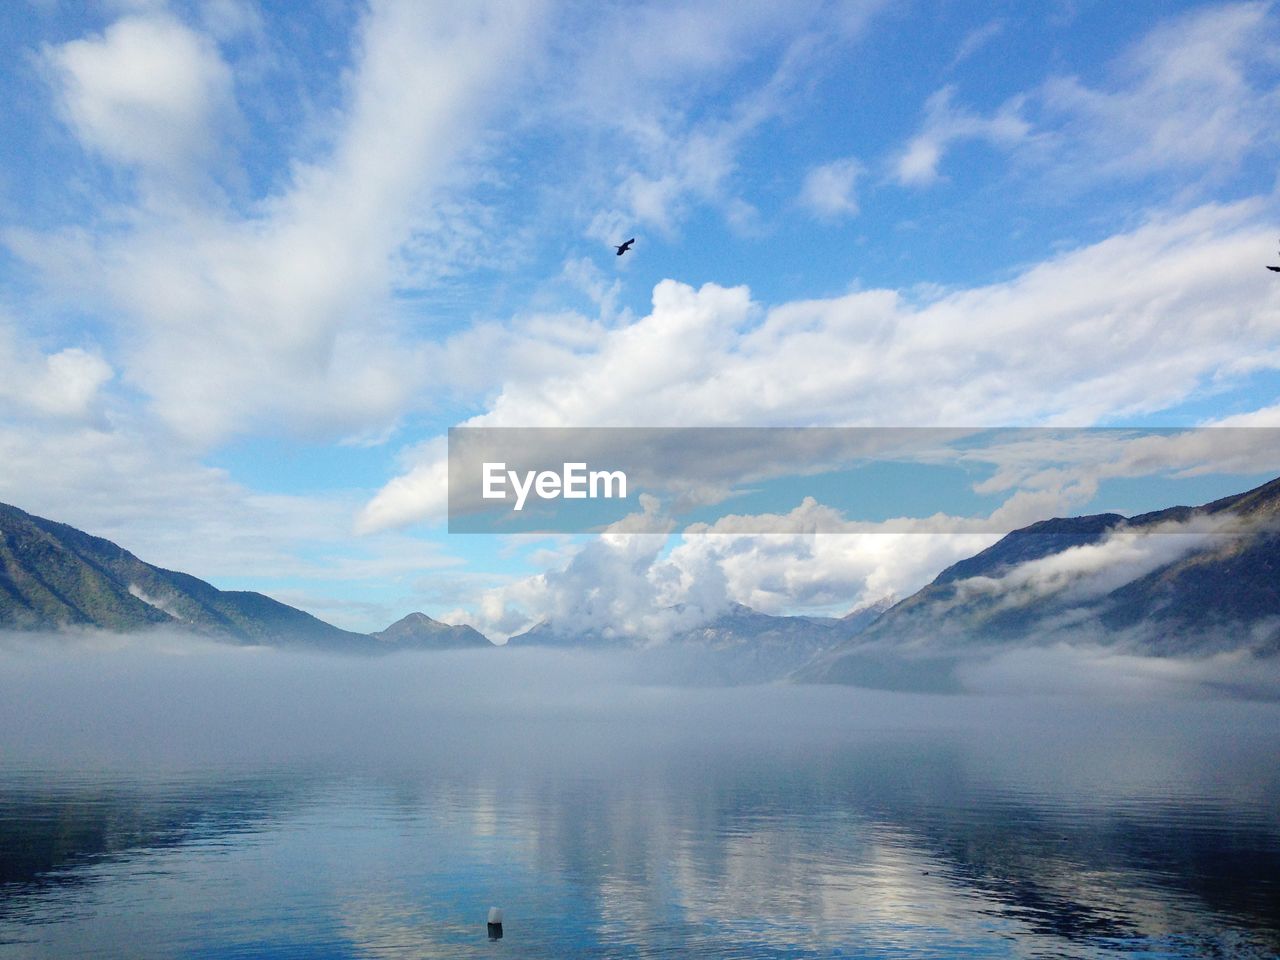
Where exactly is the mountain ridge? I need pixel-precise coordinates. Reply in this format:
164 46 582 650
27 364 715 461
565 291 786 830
802 475 1280 685
7 474 1280 683
0 502 487 651
505 598 893 683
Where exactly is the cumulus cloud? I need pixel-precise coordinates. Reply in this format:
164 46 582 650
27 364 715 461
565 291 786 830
362 200 1280 532
0 319 113 422
665 527 992 618
459 504 998 642
25 348 112 418
45 13 238 175
443 478 1146 641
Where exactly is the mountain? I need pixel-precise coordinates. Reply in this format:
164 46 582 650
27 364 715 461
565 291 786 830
371 612 493 649
658 602 881 684
505 618 631 649
0 502 490 652
803 476 1280 686
506 599 890 683
838 596 895 633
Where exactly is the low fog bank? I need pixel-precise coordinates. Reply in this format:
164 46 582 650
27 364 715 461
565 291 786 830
1 629 1278 773
957 643 1280 699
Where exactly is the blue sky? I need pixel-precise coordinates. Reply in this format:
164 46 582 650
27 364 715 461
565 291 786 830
1 0 1279 638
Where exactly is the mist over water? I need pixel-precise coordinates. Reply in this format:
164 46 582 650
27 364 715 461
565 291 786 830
1 636 1278 958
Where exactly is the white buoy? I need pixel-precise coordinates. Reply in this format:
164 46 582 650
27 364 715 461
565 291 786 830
487 906 504 940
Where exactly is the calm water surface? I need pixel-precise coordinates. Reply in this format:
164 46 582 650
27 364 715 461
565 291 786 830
0 650 1277 958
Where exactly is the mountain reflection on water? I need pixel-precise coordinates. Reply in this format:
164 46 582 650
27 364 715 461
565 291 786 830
0 649 1277 958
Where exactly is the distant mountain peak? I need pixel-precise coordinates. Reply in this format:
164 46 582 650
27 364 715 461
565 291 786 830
371 612 493 649
842 596 894 620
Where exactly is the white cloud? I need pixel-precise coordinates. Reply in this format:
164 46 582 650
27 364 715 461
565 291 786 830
363 200 1280 532
28 348 113 418
458 512 996 642
666 527 992 618
354 438 449 536
582 95 770 241
949 18 1005 68
958 644 1280 697
894 86 1030 186
0 419 310 573
198 0 266 42
895 137 943 187
572 0 889 239
969 426 1280 506
616 131 737 235
15 2 545 446
956 518 1224 610
899 2 1280 188
800 157 863 219
1037 1 1278 179
45 13 237 174
447 495 1012 641
461 474 1119 642
0 321 112 421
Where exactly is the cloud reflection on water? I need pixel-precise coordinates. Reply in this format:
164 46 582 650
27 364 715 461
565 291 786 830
0 641 1276 958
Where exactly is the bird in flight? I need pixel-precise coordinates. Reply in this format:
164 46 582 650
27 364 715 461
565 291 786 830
1269 240 1280 272
615 238 635 256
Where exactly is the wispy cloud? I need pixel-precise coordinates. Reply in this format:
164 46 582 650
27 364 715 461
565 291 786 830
800 157 864 219
894 86 1030 186
949 18 1005 69
570 0 889 239
14 1 544 445
955 518 1225 610
898 2 1280 189
1035 1 1279 180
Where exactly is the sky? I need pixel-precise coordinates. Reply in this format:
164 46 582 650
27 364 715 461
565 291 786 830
1 0 1279 640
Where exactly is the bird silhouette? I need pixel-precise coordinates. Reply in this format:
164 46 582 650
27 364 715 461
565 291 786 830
615 238 635 256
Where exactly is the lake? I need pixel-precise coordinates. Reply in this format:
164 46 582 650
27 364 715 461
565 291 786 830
0 644 1277 958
